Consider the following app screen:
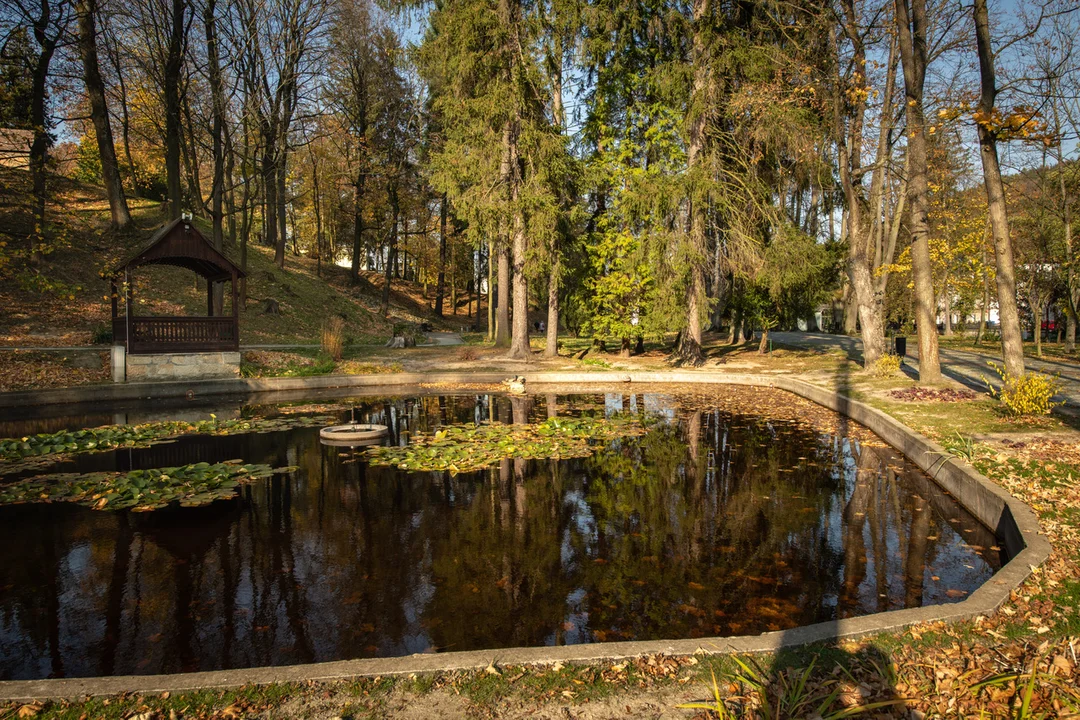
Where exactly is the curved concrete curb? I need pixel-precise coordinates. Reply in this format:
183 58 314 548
0 371 1051 700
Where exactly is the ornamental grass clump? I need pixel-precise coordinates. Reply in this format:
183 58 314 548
986 362 1063 417
321 316 345 361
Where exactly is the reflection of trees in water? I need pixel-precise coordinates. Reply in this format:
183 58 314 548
0 393 1002 679
576 410 852 639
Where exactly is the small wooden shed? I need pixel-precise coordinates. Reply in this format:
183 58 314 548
110 219 245 354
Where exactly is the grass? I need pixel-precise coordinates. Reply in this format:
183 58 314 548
938 334 1080 365
240 350 403 378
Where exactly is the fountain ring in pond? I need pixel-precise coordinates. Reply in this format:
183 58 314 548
319 422 389 444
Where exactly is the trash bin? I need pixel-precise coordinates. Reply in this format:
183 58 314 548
895 336 907 357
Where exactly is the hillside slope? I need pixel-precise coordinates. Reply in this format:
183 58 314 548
0 169 469 346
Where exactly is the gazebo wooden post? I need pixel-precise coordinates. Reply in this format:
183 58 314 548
110 279 118 319
206 279 215 317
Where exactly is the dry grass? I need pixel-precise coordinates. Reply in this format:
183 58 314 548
321 316 345 361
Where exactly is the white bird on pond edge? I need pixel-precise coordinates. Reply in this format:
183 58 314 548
503 376 526 395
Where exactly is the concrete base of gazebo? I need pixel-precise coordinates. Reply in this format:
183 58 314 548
112 346 240 383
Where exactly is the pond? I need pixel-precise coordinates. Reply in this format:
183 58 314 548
0 385 1001 680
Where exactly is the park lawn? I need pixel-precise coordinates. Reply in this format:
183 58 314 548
5 356 1080 719
938 334 1080 366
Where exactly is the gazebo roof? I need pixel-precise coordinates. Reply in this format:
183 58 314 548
112 219 245 282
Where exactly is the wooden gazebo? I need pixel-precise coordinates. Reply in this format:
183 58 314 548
110 218 245 354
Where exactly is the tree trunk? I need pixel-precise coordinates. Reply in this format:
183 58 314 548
973 0 1025 378
942 276 952 336
78 0 131 230
275 155 288 269
710 243 726 331
1033 299 1043 358
311 152 322 278
449 241 457 315
729 304 742 345
351 171 366 284
204 0 226 311
474 246 484 332
976 250 989 345
495 245 511 347
1054 112 1078 353
165 0 184 220
508 208 530 359
435 193 447 316
676 0 710 367
895 0 941 383
487 241 495 340
545 248 559 357
28 4 61 263
263 146 278 256
381 184 399 317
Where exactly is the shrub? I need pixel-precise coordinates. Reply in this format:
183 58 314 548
90 323 112 344
986 362 1064 417
321 316 345 361
870 353 902 377
457 346 479 361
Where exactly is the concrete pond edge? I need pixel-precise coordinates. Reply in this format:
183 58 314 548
0 371 1052 700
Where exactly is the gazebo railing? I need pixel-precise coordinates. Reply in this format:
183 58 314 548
113 316 238 354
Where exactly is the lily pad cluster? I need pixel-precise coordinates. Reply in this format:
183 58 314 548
0 414 333 472
366 414 647 474
0 461 294 511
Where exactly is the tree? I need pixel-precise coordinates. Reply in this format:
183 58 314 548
76 0 132 230
972 0 1025 377
202 0 228 309
895 0 941 383
0 26 35 128
4 0 72 262
419 0 564 359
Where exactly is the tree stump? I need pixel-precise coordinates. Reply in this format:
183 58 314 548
258 298 281 315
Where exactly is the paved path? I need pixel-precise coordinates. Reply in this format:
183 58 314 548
424 332 464 346
772 331 1080 408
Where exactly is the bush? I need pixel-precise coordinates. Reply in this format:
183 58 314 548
986 362 1064 416
457 346 479 361
321 316 345 361
90 323 112 344
870 353 902 377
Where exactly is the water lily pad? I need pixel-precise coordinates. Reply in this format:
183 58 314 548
366 414 648 474
0 462 297 511
0 415 335 473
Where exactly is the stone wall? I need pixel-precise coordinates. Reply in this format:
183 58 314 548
125 351 241 382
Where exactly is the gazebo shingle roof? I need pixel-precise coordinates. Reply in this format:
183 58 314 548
112 219 245 282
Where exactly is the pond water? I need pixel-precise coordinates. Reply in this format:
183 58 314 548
0 386 1001 680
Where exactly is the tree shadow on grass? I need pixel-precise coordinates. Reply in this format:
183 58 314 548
681 634 907 719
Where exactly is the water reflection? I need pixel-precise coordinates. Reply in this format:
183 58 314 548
0 392 1000 679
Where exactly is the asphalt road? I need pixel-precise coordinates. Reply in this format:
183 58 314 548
772 331 1080 409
